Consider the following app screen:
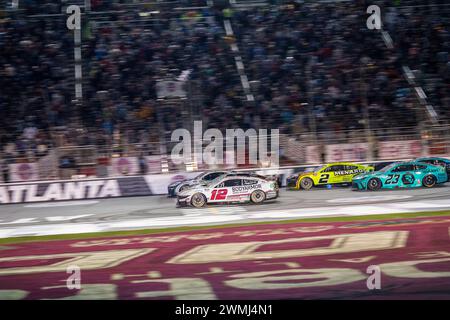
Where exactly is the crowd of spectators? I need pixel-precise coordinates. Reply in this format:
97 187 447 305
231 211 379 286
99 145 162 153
0 0 448 164
231 1 438 136
384 1 449 121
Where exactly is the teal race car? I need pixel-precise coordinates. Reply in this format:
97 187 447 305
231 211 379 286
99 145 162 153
415 157 450 182
352 161 448 191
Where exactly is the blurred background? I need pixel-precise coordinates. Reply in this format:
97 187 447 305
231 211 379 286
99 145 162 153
0 0 448 182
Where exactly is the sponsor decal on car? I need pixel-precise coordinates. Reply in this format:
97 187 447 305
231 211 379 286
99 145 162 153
334 169 366 176
231 184 262 193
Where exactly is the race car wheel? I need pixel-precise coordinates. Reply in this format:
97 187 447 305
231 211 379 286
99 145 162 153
422 175 436 188
191 193 207 208
250 190 266 204
367 178 382 191
300 177 314 190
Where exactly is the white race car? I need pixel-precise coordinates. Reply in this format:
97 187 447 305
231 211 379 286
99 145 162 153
177 174 279 208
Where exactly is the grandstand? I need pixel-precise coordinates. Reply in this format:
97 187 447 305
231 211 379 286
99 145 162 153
0 0 449 181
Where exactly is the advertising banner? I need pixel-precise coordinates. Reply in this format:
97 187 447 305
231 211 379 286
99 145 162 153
109 157 139 176
146 156 162 174
9 163 39 182
144 172 199 195
0 177 152 204
325 143 369 162
305 145 321 164
0 173 197 204
155 80 186 99
378 140 423 160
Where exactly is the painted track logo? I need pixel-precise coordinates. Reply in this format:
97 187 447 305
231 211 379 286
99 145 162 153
0 216 450 299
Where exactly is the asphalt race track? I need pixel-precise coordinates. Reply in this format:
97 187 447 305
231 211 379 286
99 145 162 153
1 185 450 238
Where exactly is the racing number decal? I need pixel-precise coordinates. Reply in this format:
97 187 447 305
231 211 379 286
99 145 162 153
385 174 400 184
319 174 330 184
211 189 228 200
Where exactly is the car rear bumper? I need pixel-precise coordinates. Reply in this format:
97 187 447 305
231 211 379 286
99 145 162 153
168 186 177 197
286 177 298 189
437 173 448 184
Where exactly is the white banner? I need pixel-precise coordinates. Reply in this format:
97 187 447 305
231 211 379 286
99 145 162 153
109 157 139 176
9 163 39 182
325 143 369 162
144 172 200 195
306 145 321 164
155 80 186 99
224 150 235 169
378 140 423 159
38 150 58 179
146 156 162 174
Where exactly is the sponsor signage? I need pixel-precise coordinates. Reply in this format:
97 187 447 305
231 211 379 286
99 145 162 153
109 157 140 176
334 169 366 176
325 143 369 162
305 145 320 164
0 178 152 204
0 217 449 299
0 172 199 204
231 184 261 193
9 163 39 182
155 80 186 99
378 140 423 160
146 156 162 174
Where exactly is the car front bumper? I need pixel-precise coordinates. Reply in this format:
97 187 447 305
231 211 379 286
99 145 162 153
266 190 279 199
176 194 192 207
352 180 366 190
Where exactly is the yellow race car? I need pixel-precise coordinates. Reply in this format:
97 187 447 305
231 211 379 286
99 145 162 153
286 162 374 190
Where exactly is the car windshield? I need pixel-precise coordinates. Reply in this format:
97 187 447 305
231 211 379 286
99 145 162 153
312 165 325 173
206 176 224 187
379 163 397 173
194 172 206 180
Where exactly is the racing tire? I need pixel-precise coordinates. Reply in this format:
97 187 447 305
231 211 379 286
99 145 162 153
300 177 314 190
250 190 266 204
422 175 437 188
191 193 207 208
367 178 382 191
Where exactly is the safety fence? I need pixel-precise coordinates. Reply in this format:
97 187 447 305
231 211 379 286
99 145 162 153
1 125 449 183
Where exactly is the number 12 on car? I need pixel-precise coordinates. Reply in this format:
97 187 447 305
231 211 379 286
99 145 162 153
211 189 228 200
